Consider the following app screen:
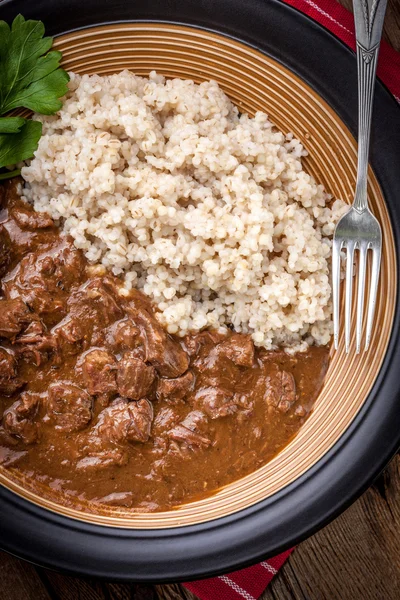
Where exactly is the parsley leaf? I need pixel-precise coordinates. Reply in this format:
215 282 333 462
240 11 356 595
0 120 42 167
0 14 69 174
6 58 69 114
0 169 21 181
0 116 26 133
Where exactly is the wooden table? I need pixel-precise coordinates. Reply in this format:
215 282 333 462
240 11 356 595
1 1 400 598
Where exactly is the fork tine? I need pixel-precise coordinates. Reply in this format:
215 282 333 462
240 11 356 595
356 242 367 354
332 241 341 350
345 242 355 353
365 243 382 351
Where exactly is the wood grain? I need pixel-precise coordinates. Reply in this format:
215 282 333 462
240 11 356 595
0 1 399 599
0 552 52 600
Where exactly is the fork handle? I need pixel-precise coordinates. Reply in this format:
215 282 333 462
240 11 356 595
353 0 388 212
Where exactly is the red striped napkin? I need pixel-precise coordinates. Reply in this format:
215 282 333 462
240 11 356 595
284 0 400 101
182 1 400 598
184 549 294 599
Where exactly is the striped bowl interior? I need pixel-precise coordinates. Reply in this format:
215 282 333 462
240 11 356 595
0 23 396 528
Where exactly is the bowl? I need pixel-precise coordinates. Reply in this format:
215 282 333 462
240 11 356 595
0 0 399 582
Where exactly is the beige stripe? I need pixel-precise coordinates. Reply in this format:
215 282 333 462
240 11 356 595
218 576 257 600
260 562 278 575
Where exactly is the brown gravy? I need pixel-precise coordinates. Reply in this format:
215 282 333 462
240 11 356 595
0 180 329 512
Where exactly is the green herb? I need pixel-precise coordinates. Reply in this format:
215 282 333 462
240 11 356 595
0 116 26 133
0 14 69 177
0 119 42 167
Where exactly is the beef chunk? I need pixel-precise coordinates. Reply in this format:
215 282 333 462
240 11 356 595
10 205 54 230
51 316 86 357
54 317 84 344
193 347 238 390
183 330 227 357
14 320 55 366
16 319 47 345
156 371 195 404
96 398 153 445
152 407 180 436
66 278 123 346
2 392 40 444
46 382 93 432
0 347 24 395
194 386 237 419
216 334 255 367
52 283 117 353
3 242 85 321
264 369 297 413
105 318 142 352
155 337 189 379
76 448 128 471
77 349 117 396
0 225 12 278
0 425 18 447
0 348 18 381
193 334 254 394
50 243 86 291
0 299 36 340
129 306 189 378
53 281 131 357
81 278 123 322
116 353 155 400
0 299 52 364
168 410 211 449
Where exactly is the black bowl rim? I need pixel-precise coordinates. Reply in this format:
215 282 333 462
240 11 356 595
0 0 400 583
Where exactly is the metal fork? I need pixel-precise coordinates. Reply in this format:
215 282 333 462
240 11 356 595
332 0 387 353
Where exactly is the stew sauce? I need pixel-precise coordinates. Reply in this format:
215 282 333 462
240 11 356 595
0 180 329 512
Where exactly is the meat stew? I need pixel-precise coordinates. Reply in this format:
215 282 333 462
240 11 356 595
0 180 329 512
